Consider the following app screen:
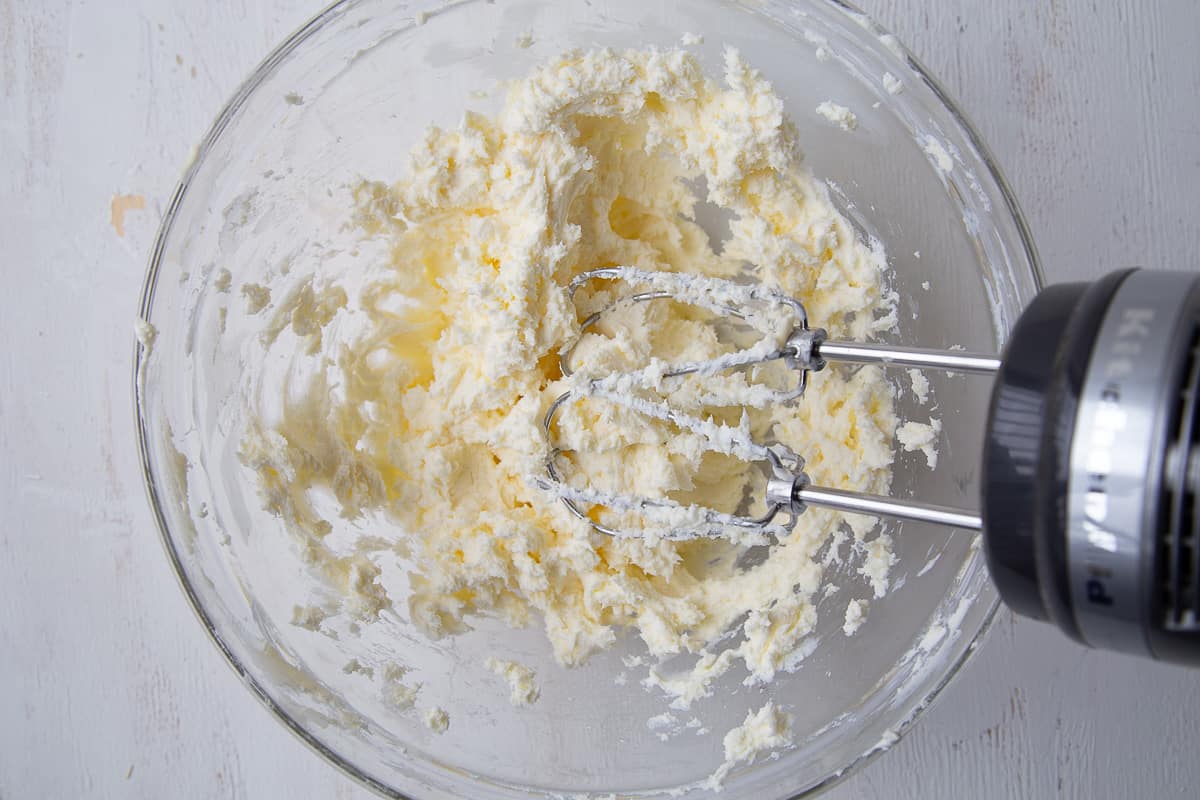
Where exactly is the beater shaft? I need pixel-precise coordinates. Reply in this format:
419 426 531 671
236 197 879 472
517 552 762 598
816 341 1001 375
789 485 982 531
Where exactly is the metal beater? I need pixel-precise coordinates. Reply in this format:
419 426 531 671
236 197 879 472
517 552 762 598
540 266 1200 666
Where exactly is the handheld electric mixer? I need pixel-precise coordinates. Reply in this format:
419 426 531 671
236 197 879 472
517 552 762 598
541 266 1200 666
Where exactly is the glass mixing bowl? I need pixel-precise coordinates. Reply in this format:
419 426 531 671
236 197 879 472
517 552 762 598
134 1 1042 797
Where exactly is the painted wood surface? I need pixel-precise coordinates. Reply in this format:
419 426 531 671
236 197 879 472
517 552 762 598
2 0 1198 796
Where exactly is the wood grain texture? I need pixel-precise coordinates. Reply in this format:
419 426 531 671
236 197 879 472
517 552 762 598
1 0 1198 797
835 4 1200 798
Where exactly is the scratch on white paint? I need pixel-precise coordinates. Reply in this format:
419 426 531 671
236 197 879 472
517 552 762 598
110 193 145 237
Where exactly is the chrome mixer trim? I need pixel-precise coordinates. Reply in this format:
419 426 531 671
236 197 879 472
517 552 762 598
1066 270 1200 655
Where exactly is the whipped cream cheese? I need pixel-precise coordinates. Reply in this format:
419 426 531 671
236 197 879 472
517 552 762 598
816 100 858 131
485 657 540 707
706 702 793 788
236 45 906 773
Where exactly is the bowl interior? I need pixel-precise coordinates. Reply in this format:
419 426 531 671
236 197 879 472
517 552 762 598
136 1 1040 797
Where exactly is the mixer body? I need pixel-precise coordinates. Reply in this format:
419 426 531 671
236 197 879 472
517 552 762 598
982 269 1200 666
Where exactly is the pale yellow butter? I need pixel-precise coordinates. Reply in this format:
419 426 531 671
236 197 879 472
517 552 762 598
239 46 900 734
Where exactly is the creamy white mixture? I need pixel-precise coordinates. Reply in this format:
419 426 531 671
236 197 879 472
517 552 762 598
897 418 941 469
706 702 793 788
422 706 449 734
134 319 157 351
907 367 930 403
234 45 929 779
485 657 539 707
921 134 954 174
843 598 869 636
816 100 858 131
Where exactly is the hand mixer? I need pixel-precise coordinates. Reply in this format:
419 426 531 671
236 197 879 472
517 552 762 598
541 266 1200 666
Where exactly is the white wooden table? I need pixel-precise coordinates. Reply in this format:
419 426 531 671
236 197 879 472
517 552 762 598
4 0 1198 796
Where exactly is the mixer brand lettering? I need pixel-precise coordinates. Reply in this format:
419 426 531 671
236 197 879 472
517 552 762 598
1078 307 1155 608
1082 383 1123 607
1116 307 1154 339
1103 308 1153 377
